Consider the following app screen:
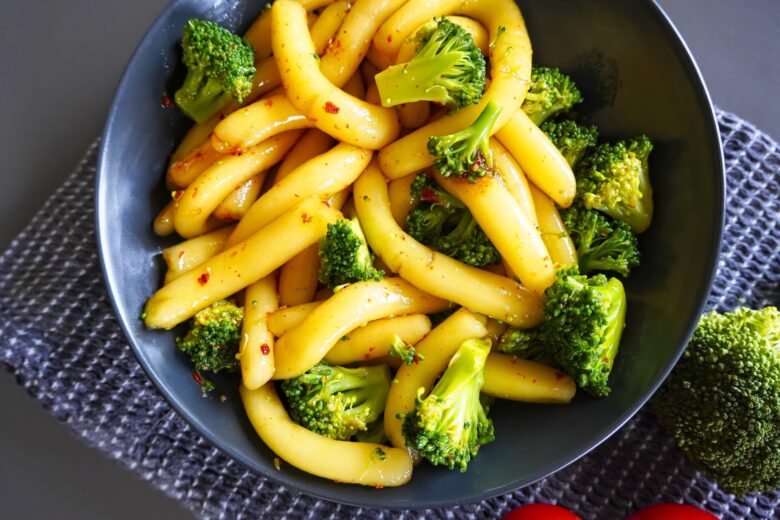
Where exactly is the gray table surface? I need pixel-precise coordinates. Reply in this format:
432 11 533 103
1 1 778 518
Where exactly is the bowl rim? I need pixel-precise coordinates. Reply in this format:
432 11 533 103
95 0 725 510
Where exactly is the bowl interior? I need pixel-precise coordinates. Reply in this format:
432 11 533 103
96 0 723 509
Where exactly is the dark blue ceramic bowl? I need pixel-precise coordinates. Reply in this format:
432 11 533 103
96 0 724 509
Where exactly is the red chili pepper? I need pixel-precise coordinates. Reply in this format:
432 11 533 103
420 186 439 204
192 371 204 386
324 101 340 114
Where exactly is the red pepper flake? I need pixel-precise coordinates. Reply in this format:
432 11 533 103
264 99 274 108
555 371 565 381
324 101 340 114
161 95 174 108
363 353 371 360
192 371 204 385
420 186 438 203
230 250 238 258
301 213 313 223
260 343 271 356
412 355 421 365
386 35 392 43
197 272 210 285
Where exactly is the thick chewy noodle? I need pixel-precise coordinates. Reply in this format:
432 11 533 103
161 226 235 283
273 278 449 379
482 352 577 404
239 275 279 390
354 161 543 327
434 171 556 294
241 383 413 487
271 0 401 149
173 131 301 238
144 197 342 330
326 314 432 365
529 184 578 268
226 143 372 247
497 109 577 207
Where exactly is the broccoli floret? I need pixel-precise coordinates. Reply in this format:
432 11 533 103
522 66 583 126
428 100 503 182
402 338 494 471
175 300 243 387
318 217 384 289
174 19 256 123
497 327 555 366
541 118 598 168
653 307 780 495
543 267 626 396
577 136 654 233
405 175 500 267
389 334 424 365
375 17 486 109
499 268 627 396
561 202 640 277
281 363 392 440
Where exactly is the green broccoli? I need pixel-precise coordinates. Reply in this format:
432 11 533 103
497 327 555 366
389 334 424 365
174 19 256 123
501 268 626 396
375 17 486 109
542 267 626 396
318 217 384 289
428 100 503 182
175 300 244 390
653 307 780 495
561 202 640 277
280 362 392 440
402 338 494 472
522 66 583 126
576 136 654 233
405 174 500 267
541 118 598 168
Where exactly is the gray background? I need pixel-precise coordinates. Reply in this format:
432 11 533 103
1 0 778 518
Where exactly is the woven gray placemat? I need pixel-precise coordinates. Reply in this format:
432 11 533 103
1 109 778 519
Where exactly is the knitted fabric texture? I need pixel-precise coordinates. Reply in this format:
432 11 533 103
1 110 779 519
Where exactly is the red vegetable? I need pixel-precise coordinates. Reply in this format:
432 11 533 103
628 504 718 520
503 504 579 520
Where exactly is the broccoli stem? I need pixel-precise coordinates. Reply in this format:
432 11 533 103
376 53 464 107
175 73 233 124
429 100 503 181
